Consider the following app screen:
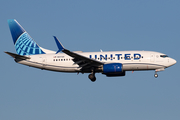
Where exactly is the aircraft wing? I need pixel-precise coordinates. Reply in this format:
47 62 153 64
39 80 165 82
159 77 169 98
63 49 104 67
53 36 104 69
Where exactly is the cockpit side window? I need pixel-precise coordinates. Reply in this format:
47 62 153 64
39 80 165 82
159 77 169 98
160 55 168 58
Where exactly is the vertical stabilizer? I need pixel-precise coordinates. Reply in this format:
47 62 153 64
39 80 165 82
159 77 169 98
8 19 45 55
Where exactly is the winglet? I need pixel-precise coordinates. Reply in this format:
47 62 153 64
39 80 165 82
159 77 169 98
53 36 65 54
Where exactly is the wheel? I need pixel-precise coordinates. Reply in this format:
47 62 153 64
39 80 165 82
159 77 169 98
88 74 96 82
154 74 158 78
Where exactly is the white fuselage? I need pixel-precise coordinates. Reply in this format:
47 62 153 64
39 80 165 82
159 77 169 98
16 51 176 73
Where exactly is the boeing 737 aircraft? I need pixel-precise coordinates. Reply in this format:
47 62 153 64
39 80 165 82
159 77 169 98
5 19 176 82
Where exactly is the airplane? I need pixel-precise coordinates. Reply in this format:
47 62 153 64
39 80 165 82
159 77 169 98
5 19 177 82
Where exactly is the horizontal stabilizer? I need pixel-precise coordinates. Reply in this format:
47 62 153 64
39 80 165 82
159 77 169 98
5 51 30 60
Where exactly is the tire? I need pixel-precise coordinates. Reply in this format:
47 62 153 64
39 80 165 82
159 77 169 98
154 74 158 78
88 74 96 82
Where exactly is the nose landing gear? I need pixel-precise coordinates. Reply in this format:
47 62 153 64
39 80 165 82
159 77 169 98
154 68 165 78
154 72 158 78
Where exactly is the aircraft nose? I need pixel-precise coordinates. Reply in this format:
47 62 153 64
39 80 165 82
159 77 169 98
170 58 177 66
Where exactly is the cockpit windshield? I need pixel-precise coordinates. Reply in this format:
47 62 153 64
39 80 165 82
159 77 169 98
160 55 168 58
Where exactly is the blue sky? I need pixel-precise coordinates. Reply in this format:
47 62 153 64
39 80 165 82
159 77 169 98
0 0 180 120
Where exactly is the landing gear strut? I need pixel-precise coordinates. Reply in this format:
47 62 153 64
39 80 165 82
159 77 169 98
154 68 164 78
88 68 96 82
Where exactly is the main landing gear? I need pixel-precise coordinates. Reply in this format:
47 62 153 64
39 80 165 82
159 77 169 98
88 73 96 82
88 68 96 82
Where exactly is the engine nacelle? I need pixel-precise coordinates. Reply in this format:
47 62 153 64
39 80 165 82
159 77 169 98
102 63 125 77
103 63 123 73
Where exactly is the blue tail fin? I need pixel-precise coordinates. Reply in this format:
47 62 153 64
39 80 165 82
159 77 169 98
8 19 45 55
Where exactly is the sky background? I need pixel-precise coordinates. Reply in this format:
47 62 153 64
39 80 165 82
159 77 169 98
0 0 180 120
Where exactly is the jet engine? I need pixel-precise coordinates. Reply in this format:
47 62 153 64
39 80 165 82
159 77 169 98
102 63 125 77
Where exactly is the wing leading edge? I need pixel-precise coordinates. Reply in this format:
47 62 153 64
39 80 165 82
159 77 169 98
53 36 104 69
